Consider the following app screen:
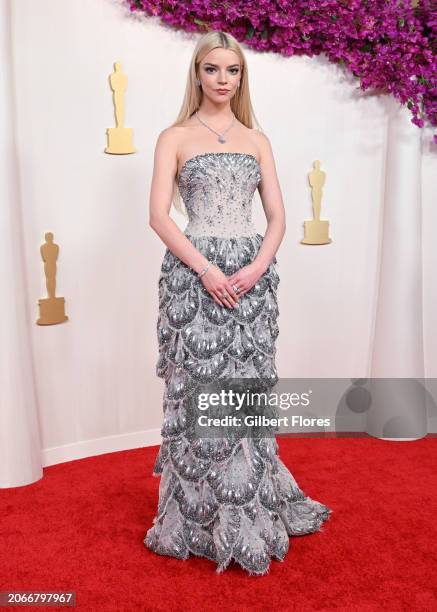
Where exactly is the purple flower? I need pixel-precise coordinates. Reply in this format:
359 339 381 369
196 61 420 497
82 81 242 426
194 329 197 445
125 0 437 143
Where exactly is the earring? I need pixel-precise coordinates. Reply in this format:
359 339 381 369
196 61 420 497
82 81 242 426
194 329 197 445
196 78 200 86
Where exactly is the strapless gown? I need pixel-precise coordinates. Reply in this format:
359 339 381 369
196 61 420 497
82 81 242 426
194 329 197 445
144 152 332 576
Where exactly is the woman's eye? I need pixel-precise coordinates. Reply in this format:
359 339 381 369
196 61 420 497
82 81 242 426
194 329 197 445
204 67 240 74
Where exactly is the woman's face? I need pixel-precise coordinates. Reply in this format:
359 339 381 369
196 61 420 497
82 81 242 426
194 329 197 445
197 48 241 102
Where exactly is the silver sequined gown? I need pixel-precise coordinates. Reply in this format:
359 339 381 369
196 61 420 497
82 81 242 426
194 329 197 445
144 152 332 576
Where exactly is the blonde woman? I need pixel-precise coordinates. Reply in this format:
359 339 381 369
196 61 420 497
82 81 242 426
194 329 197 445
145 30 332 576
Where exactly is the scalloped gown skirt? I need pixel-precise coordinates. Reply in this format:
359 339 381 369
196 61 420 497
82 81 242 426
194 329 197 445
144 233 332 576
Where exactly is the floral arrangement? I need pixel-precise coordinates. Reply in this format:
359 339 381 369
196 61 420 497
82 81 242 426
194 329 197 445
125 0 436 143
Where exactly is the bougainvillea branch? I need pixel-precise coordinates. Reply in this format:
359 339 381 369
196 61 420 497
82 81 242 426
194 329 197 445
125 0 437 143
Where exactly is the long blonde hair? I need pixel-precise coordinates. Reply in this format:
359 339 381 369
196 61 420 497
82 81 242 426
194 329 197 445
170 30 263 216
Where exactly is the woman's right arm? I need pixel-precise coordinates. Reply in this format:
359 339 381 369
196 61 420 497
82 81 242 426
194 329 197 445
148 128 239 309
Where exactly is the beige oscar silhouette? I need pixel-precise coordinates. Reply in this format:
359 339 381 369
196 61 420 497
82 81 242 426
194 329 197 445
36 232 68 325
301 160 332 245
105 62 135 154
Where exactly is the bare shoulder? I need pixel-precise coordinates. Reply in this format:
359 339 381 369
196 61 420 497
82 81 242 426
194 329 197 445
251 128 271 150
153 126 185 166
250 129 273 163
155 125 182 148
156 122 196 157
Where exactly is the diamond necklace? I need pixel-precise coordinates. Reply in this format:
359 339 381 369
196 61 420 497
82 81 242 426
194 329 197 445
195 111 236 143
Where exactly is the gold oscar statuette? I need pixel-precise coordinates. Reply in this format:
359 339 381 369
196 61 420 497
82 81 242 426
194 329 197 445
105 62 135 154
36 232 69 325
301 160 332 245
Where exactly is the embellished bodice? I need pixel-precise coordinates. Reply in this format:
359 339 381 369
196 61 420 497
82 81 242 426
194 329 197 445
178 152 261 238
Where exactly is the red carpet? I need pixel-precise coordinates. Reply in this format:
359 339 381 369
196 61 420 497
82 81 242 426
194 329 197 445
1 437 437 611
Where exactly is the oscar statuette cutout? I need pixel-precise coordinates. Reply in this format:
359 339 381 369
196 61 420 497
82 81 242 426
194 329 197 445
36 232 68 325
105 62 135 154
301 160 332 245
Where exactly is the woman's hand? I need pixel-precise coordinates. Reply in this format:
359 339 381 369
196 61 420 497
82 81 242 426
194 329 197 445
200 265 240 309
227 261 267 298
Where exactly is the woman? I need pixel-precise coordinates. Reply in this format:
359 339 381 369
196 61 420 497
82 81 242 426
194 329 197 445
145 30 332 576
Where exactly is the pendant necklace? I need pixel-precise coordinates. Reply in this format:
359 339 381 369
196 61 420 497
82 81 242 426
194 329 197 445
195 111 235 143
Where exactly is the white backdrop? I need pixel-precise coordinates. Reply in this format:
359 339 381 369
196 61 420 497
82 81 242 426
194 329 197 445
1 0 436 488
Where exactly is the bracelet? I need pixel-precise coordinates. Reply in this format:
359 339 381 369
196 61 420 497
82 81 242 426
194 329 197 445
198 262 211 278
